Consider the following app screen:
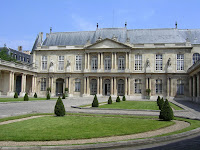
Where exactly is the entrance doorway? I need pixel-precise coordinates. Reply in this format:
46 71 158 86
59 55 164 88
104 79 110 96
118 79 124 96
16 76 22 95
56 78 64 96
90 79 97 95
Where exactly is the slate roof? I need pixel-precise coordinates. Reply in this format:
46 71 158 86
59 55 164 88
33 28 200 50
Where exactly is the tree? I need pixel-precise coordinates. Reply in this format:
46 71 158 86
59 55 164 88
34 93 37 98
54 96 66 116
0 48 15 62
122 95 126 101
62 93 65 99
24 93 29 101
14 92 18 98
92 94 99 107
159 97 164 110
108 96 112 104
159 99 174 121
116 96 120 102
157 96 161 106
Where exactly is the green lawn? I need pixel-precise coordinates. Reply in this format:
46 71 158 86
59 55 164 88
99 101 183 110
0 115 174 141
0 97 57 102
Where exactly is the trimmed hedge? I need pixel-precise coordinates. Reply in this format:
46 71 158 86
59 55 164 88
62 93 65 99
24 93 29 101
92 95 99 107
159 97 165 110
157 96 160 106
54 96 66 116
159 99 174 121
14 92 18 98
47 93 50 100
108 96 112 104
34 93 37 98
116 96 120 102
122 95 126 101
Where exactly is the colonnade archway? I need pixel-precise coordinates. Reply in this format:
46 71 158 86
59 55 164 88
56 78 64 96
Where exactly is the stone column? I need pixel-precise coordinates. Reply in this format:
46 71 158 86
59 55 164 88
193 75 196 97
31 75 35 93
149 78 151 96
23 74 26 93
129 53 131 70
87 77 90 95
111 77 113 95
114 53 117 70
197 74 200 97
125 52 128 70
85 53 87 70
97 77 100 95
167 77 170 97
114 77 117 95
65 77 68 89
111 53 114 70
170 78 173 97
146 78 148 90
128 77 130 95
87 53 90 70
189 77 192 97
68 77 71 96
100 77 102 95
84 77 86 95
98 53 100 70
34 76 37 93
125 77 127 95
101 53 104 70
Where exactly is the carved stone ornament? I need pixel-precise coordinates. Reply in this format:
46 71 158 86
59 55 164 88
146 58 150 67
167 58 171 67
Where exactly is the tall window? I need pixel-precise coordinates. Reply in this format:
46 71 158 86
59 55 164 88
177 54 184 70
177 79 184 95
58 56 64 70
76 55 82 70
135 79 142 93
105 56 111 71
135 54 142 70
193 53 200 64
75 79 81 92
91 56 98 70
156 79 162 94
42 56 47 70
118 56 125 70
156 54 162 70
41 78 46 91
27 58 29 63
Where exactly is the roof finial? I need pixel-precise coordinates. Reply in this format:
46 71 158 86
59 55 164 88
97 23 98 29
4 43 6 47
125 21 127 28
50 27 52 33
175 21 177 29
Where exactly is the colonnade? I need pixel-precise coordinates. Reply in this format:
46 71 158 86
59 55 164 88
189 73 200 102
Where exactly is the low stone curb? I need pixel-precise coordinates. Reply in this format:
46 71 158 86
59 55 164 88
1 127 200 150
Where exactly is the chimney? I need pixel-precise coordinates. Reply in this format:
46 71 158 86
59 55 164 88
175 21 177 29
18 46 22 52
125 21 127 28
40 32 43 44
46 33 49 38
97 23 98 29
50 27 52 33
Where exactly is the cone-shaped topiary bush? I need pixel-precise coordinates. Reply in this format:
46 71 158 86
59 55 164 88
24 93 29 101
122 95 126 101
92 94 99 107
108 96 112 104
14 92 18 98
159 99 174 121
54 96 66 116
116 96 120 102
34 93 37 98
47 93 50 100
159 97 164 110
157 96 160 106
62 93 65 99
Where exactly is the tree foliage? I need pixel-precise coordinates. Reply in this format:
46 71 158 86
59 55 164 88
54 96 66 116
122 95 126 101
0 48 16 62
24 93 29 101
116 96 120 102
14 92 18 98
92 94 99 107
47 93 50 100
62 93 65 99
159 99 174 121
34 93 37 98
108 96 112 104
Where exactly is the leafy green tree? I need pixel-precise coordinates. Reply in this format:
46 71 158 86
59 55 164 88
116 96 120 102
92 94 99 107
122 95 126 101
0 48 15 61
14 92 18 98
54 96 66 116
24 93 29 101
159 99 174 121
108 96 112 104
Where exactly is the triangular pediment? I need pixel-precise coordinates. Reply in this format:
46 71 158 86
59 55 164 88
85 38 131 49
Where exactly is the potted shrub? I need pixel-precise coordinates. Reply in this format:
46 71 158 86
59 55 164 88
92 95 99 107
54 96 66 116
146 89 151 100
108 96 112 104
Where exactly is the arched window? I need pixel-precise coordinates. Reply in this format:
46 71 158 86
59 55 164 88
75 79 81 92
104 56 111 71
118 56 125 70
193 53 200 64
177 79 184 95
156 79 162 94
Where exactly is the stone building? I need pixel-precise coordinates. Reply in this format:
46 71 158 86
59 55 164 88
1 26 200 101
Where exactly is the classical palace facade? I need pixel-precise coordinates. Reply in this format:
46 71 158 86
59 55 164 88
1 27 200 101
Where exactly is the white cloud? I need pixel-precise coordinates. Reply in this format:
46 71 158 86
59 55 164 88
71 14 96 31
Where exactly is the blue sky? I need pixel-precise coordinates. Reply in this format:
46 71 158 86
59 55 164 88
0 0 200 51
